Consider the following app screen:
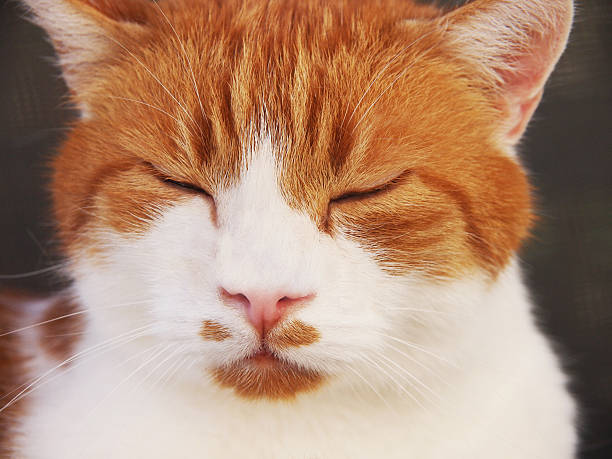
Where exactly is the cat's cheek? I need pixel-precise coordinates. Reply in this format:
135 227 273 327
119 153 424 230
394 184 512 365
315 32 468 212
130 200 269 355
91 169 191 236
57 163 197 258
130 199 221 317
67 197 216 335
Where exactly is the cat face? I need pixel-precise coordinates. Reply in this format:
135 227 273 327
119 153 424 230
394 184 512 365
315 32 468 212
24 0 573 399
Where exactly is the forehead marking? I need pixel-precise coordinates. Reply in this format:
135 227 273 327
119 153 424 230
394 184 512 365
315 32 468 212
219 134 290 223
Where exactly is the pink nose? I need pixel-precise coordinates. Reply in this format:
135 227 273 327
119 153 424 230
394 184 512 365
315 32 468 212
220 288 312 336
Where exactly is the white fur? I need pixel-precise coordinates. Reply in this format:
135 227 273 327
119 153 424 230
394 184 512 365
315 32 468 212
15 138 576 458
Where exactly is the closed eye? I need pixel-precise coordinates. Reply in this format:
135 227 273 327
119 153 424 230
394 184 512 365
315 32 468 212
330 170 412 205
163 178 210 196
330 187 387 204
143 161 212 198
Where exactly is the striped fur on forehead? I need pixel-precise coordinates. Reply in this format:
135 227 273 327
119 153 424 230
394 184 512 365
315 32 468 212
52 0 531 276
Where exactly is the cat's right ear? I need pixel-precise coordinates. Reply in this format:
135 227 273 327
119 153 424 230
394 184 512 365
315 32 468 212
20 0 151 112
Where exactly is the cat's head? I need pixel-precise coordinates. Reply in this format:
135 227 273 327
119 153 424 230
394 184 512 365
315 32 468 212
23 0 573 400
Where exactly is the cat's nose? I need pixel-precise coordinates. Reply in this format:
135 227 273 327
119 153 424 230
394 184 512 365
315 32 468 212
220 288 313 336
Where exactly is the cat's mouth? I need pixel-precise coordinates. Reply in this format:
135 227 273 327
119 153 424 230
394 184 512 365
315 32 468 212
210 347 325 400
247 348 282 366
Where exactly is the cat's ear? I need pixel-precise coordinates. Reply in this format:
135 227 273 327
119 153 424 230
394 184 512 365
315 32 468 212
20 0 151 105
444 0 573 145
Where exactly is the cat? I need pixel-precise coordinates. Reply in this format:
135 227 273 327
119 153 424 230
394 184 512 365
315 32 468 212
0 0 576 457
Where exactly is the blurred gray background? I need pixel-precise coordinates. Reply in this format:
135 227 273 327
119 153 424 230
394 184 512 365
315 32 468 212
0 0 610 457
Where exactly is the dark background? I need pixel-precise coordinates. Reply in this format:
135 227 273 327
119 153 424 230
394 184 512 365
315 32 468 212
0 0 610 457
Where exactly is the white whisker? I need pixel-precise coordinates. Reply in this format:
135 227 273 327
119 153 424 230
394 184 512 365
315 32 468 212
383 307 459 315
152 2 207 127
0 324 155 412
0 299 150 338
375 332 458 368
102 34 202 137
82 342 170 420
0 263 65 279
149 345 190 391
345 363 392 409
362 354 428 412
106 96 184 125
159 354 191 389
129 343 186 394
373 350 443 405
352 32 435 132
382 341 449 385
343 45 409 129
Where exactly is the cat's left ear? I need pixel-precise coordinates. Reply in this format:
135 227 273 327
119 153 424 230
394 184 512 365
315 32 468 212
444 0 574 146
20 0 151 106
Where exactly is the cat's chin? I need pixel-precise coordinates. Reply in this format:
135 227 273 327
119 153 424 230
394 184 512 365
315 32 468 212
211 349 325 400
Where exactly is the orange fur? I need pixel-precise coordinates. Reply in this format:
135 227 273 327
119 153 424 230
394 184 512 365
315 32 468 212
38 297 84 361
268 320 320 349
48 0 532 280
0 292 86 454
212 353 324 400
34 0 548 403
0 292 36 456
199 320 232 342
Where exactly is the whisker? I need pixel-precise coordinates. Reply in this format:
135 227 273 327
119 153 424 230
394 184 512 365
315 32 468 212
343 45 410 129
68 344 169 456
361 354 428 412
382 341 449 385
102 34 202 137
0 324 155 412
185 356 199 372
0 299 151 338
374 332 458 368
1 325 155 404
85 343 175 418
373 350 443 404
40 331 89 338
156 354 190 389
129 343 185 394
105 96 184 125
384 307 464 316
145 344 190 392
352 32 435 133
151 2 207 127
107 341 167 374
0 263 65 279
82 342 170 420
345 363 392 409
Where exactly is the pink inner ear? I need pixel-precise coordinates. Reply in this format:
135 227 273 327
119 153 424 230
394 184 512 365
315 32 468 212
496 35 562 143
505 90 543 143
446 0 573 145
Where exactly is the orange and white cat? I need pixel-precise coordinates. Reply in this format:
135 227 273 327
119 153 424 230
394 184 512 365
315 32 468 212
1 0 576 457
